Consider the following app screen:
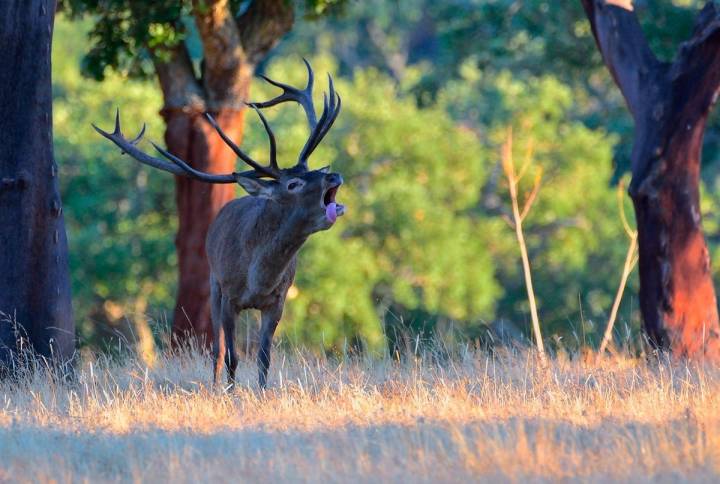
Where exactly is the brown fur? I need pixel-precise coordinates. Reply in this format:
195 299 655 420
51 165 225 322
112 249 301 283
207 169 343 387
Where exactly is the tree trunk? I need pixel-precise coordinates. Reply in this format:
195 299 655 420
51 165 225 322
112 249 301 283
0 0 75 366
582 0 720 358
163 108 246 347
632 112 720 357
151 0 291 350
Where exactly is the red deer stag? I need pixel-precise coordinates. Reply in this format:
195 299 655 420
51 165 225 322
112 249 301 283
94 60 344 388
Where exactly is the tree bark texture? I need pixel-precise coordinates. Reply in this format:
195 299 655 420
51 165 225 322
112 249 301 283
164 108 247 347
0 0 75 366
156 0 292 348
582 0 720 358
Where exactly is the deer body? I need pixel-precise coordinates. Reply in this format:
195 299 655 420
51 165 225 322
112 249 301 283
95 61 344 388
207 194 310 387
207 198 299 386
207 197 303 308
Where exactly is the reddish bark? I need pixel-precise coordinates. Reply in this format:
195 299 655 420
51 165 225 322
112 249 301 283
634 113 720 358
163 108 246 347
582 0 720 358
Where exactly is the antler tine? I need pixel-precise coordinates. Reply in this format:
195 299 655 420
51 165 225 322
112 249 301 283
295 93 329 169
252 58 318 129
93 109 185 176
113 107 121 134
204 113 280 178
297 74 342 168
128 123 147 146
249 60 342 171
322 93 342 140
148 142 237 184
311 94 341 152
246 104 279 173
93 108 236 184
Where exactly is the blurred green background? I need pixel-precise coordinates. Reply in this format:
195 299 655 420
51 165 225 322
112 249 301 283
52 0 720 354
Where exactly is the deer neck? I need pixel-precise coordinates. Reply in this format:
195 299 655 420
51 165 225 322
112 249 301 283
257 199 310 275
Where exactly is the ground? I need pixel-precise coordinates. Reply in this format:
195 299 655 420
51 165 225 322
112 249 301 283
0 347 718 482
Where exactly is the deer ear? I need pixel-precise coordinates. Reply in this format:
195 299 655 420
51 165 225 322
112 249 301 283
234 175 277 198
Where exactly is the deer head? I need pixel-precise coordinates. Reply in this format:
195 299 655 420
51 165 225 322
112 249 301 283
92 59 345 231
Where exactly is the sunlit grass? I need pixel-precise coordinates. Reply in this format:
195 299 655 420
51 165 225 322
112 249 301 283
0 346 718 482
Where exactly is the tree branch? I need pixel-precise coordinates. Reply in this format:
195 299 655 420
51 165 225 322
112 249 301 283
580 0 662 120
670 1 720 124
365 20 408 82
152 43 206 113
237 0 294 65
192 0 248 108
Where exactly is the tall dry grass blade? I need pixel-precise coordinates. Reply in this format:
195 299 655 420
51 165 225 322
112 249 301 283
131 288 157 368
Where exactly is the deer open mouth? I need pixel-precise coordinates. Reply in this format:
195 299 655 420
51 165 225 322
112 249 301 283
323 186 338 206
323 185 345 223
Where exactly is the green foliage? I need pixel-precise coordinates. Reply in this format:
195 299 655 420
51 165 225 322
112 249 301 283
58 0 189 79
279 0 719 180
438 67 632 341
54 0 720 353
233 58 501 351
53 18 176 343
58 0 346 80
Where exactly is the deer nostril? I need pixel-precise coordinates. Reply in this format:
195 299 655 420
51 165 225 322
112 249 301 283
325 173 343 185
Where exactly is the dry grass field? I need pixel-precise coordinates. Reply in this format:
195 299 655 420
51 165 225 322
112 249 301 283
0 346 719 483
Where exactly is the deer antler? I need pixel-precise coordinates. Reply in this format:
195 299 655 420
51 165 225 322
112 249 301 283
251 59 342 171
95 61 340 182
203 112 281 179
94 109 279 182
93 109 236 183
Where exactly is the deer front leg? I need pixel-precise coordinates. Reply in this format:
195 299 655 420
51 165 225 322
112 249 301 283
221 296 238 386
258 305 282 389
210 278 226 386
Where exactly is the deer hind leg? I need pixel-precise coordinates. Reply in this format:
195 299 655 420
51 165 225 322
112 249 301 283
221 297 238 386
258 305 282 389
210 277 226 386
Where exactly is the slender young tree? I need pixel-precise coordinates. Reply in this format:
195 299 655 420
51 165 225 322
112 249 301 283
581 0 720 358
0 0 75 366
501 132 544 359
598 183 638 358
63 0 335 347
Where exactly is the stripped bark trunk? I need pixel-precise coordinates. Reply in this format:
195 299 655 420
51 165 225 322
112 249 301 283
581 0 720 358
0 0 75 366
152 0 292 349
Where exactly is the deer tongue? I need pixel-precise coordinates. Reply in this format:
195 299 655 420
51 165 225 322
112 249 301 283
326 202 338 223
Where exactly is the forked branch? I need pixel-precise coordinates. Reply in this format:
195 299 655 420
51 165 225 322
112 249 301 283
580 0 661 120
670 2 720 122
582 0 720 122
502 130 545 359
191 0 246 107
236 0 295 64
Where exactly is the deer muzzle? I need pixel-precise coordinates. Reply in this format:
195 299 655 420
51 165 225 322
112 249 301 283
323 174 345 224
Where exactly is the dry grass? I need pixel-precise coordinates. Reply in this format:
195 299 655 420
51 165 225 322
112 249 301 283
0 346 719 483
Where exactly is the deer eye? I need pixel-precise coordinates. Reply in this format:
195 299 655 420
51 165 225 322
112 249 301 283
286 179 305 192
